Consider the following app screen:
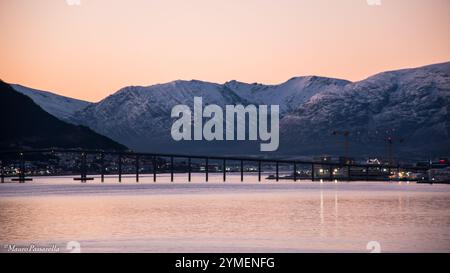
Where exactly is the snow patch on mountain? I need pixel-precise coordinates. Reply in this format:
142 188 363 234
11 84 91 122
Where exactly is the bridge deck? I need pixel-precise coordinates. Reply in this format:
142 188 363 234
0 149 428 184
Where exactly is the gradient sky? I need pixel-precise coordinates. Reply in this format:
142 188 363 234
1 0 449 102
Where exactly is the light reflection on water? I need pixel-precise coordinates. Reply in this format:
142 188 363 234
0 174 449 252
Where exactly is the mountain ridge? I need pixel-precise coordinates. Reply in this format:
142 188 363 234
0 81 127 151
7 61 450 159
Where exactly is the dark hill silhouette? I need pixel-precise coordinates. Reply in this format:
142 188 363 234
0 80 127 151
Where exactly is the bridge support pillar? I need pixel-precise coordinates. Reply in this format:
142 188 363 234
205 158 209 182
10 152 32 183
83 152 90 182
136 155 140 183
74 152 92 183
276 161 279 182
152 156 157 182
118 154 122 183
240 160 244 182
1 160 4 183
347 165 351 182
294 162 297 182
20 153 25 183
170 156 174 182
188 157 191 182
82 152 87 182
223 159 226 182
258 161 262 182
100 153 105 183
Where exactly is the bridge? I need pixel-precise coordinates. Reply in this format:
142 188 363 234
0 149 427 183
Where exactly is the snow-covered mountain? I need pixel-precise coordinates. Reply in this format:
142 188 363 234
70 76 346 154
224 76 350 114
11 84 91 122
9 62 450 158
280 62 450 158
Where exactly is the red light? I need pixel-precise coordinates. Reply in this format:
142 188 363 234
439 160 446 164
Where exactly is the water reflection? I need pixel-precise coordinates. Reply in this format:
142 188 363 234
0 176 450 252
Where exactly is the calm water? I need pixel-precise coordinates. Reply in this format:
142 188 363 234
0 174 449 253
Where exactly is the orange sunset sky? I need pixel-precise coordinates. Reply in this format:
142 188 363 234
1 0 449 102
